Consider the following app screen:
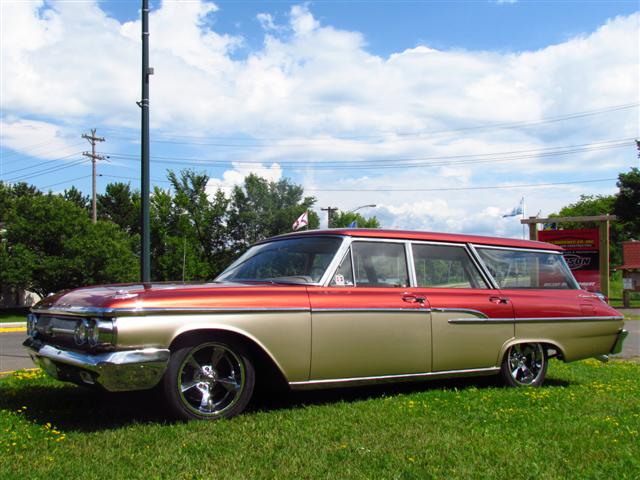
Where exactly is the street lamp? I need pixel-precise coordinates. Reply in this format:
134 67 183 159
348 204 377 214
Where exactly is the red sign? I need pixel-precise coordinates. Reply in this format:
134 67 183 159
538 229 600 291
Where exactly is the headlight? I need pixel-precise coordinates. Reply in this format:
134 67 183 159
87 319 99 347
26 314 37 337
74 320 88 346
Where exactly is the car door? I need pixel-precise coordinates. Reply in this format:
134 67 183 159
308 240 431 380
473 246 623 359
410 242 515 372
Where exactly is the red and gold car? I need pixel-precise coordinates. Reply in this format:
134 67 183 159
24 229 628 420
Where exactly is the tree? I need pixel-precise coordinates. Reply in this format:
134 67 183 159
1 192 137 297
331 210 380 228
63 186 89 211
227 174 320 255
97 182 140 235
613 167 640 239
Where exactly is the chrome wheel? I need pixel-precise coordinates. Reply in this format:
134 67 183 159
177 342 245 417
506 343 546 386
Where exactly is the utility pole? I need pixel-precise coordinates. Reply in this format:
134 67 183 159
321 207 338 228
139 0 153 283
82 129 105 223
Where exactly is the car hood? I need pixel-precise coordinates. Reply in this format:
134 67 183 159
33 281 311 315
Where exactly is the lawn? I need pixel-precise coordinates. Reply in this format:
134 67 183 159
0 308 28 324
1 360 638 479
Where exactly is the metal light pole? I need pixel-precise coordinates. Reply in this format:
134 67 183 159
140 0 153 283
348 204 377 214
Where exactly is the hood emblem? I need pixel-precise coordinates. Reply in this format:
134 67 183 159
113 290 139 300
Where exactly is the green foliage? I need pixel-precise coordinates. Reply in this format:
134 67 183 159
613 167 640 239
227 174 320 254
62 186 89 211
0 185 137 296
331 210 380 228
0 360 638 479
97 182 140 235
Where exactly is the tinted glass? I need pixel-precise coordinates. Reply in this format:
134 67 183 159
217 237 343 284
412 244 488 288
352 242 409 288
477 248 579 289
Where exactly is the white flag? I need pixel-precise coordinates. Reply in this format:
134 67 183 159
503 198 524 218
292 211 309 231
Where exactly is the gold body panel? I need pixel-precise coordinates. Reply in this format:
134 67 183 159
114 312 312 382
310 311 430 380
513 319 624 362
431 311 514 371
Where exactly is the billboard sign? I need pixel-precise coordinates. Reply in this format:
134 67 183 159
538 228 600 291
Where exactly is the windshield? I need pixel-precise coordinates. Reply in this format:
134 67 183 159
216 237 344 284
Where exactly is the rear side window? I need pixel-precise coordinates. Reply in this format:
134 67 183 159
476 247 579 289
412 243 488 289
351 242 409 288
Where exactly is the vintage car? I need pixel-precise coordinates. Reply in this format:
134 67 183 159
24 229 628 420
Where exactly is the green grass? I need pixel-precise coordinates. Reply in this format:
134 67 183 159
1 360 638 479
0 308 28 324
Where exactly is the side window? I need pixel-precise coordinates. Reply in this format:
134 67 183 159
330 250 355 286
477 248 579 289
412 243 488 289
351 242 409 288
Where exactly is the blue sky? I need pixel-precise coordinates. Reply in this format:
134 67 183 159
1 0 639 236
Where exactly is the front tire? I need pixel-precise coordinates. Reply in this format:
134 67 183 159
500 343 548 387
162 339 255 420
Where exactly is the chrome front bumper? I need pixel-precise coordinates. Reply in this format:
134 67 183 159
23 338 170 392
610 329 629 355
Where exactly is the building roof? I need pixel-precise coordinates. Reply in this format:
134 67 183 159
274 228 563 251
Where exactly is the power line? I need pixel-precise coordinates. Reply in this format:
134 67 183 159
1 152 82 177
102 139 633 171
41 175 92 190
4 158 89 183
101 102 638 145
304 178 618 192
1 142 86 165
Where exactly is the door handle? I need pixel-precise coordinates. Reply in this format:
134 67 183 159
402 295 426 304
489 296 509 304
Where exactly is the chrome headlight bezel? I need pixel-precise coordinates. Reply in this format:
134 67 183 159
74 319 88 346
26 313 38 337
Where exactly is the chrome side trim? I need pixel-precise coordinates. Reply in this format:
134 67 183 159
32 306 311 317
289 366 500 389
448 318 514 324
312 308 429 313
515 316 624 323
431 307 488 318
447 315 623 324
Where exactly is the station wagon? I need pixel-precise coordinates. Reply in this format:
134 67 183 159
24 229 628 420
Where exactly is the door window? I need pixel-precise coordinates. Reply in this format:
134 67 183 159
412 243 488 288
330 250 355 286
351 242 409 288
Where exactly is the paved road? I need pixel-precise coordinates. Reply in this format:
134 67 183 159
0 331 33 373
1 321 639 374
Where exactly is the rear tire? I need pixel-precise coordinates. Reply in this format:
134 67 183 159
500 343 548 387
162 339 255 420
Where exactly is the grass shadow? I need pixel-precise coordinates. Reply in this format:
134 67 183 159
1 372 574 430
0 383 174 432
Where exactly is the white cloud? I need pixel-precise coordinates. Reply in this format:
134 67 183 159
0 119 80 160
1 1 637 238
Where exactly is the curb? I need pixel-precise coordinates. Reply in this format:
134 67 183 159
0 322 27 328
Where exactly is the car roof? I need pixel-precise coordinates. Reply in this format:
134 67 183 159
271 228 563 251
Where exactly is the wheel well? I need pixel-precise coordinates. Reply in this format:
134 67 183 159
500 340 566 364
169 329 289 391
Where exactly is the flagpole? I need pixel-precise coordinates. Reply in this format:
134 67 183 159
521 196 526 240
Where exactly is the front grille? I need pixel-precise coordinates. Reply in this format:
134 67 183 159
34 315 85 351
